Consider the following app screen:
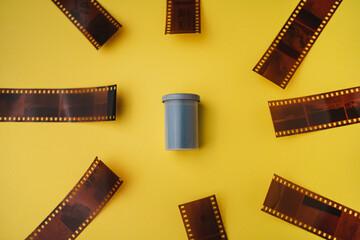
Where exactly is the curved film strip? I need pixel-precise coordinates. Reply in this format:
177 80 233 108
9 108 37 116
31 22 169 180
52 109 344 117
179 195 227 240
268 86 360 137
262 174 360 240
0 85 116 122
26 157 123 240
165 0 201 34
253 0 343 88
51 0 122 49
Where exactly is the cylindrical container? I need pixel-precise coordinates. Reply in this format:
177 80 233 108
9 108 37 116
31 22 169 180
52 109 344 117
162 93 200 150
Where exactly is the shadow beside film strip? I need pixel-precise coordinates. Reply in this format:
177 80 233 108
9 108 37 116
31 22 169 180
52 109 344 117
51 0 122 49
0 85 116 122
26 157 123 240
262 174 360 240
179 195 228 240
268 86 360 137
253 0 343 88
165 0 200 34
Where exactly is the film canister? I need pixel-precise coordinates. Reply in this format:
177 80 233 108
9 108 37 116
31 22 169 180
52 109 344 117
162 93 200 150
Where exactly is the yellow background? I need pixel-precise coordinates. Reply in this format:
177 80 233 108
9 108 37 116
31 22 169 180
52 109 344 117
0 0 359 239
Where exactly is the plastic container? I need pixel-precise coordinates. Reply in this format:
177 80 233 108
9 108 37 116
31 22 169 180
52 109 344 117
162 93 200 150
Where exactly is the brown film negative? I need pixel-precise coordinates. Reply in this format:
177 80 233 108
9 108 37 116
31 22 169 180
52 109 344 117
51 0 121 49
268 86 360 137
179 195 228 240
165 0 201 34
0 85 116 122
262 174 360 240
253 0 343 88
26 157 123 240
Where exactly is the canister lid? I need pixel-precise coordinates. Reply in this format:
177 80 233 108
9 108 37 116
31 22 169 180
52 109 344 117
162 93 200 102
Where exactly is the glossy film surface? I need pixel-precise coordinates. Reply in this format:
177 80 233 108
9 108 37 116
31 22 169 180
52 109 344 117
51 0 121 49
263 174 360 240
253 0 343 88
26 157 123 240
165 0 201 34
0 85 116 122
268 86 360 137
179 195 227 240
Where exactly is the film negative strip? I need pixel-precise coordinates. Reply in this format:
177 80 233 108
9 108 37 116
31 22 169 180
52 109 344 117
0 85 116 122
262 174 360 240
268 86 360 137
179 195 228 240
51 0 122 49
253 0 343 88
165 0 201 34
26 157 123 240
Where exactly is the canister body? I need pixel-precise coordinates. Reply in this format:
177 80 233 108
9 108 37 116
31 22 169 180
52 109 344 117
162 94 200 150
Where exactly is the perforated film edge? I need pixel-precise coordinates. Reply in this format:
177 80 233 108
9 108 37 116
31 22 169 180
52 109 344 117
268 86 360 137
165 0 201 34
52 0 121 49
26 157 123 240
179 195 228 240
253 0 343 88
262 174 360 240
0 85 117 122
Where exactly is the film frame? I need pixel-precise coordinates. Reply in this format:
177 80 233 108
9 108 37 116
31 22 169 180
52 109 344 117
268 86 360 137
262 174 360 240
0 85 116 122
165 0 201 34
253 0 343 88
26 157 123 240
51 0 122 49
179 195 228 240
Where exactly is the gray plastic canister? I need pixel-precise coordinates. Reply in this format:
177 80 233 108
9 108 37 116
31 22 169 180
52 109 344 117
162 93 200 150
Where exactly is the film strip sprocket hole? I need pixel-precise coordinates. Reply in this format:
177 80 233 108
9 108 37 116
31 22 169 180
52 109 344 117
253 0 343 88
262 174 360 240
268 86 360 137
165 0 201 34
179 195 228 240
51 0 122 49
26 157 123 240
0 85 116 122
